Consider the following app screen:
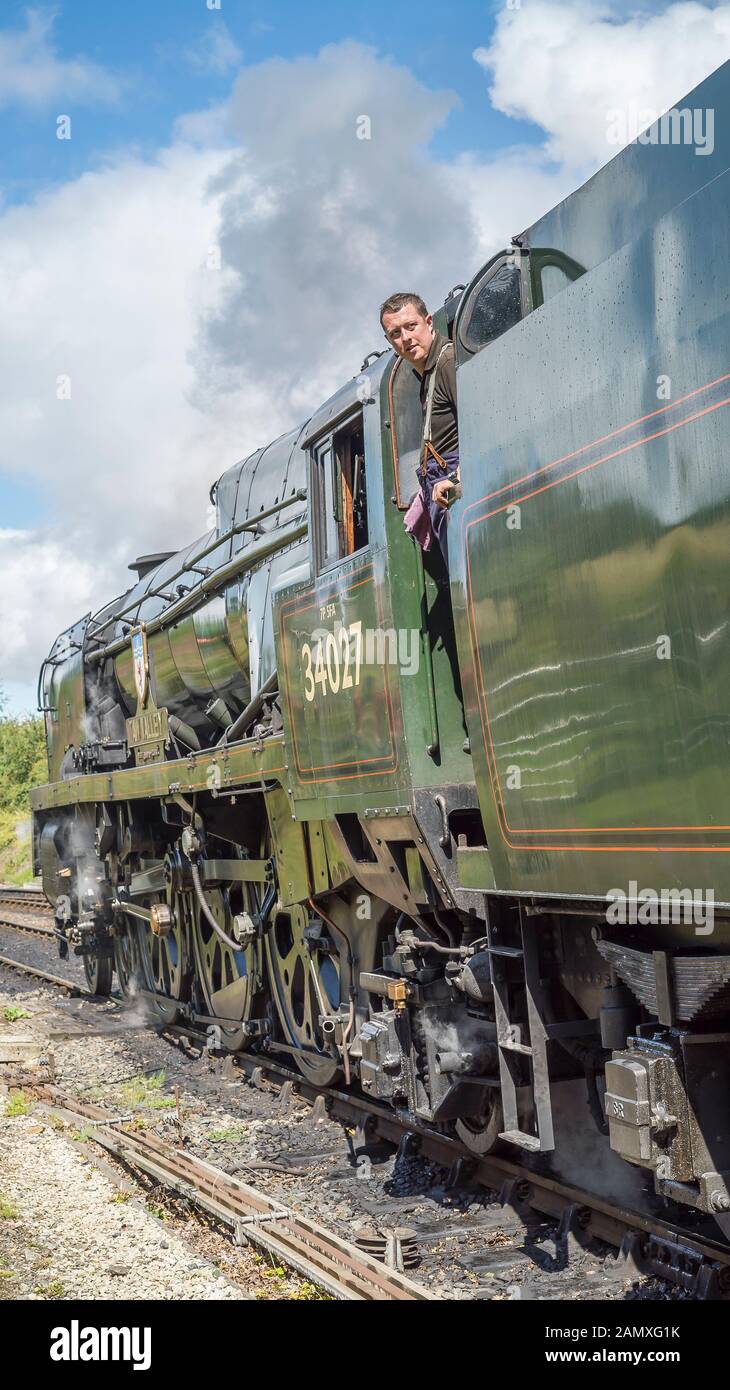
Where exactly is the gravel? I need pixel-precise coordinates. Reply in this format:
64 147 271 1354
0 1109 247 1300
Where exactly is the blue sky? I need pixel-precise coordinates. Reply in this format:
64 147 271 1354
1 0 728 718
1 0 539 210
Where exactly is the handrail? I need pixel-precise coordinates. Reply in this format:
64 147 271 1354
85 489 307 642
414 545 440 758
87 518 308 665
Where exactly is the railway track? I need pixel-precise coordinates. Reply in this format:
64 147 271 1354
163 1026 730 1300
0 917 57 941
2 1080 434 1301
2 911 730 1298
0 898 87 995
0 887 51 914
0 953 89 997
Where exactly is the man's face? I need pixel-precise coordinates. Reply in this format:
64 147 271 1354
382 303 434 369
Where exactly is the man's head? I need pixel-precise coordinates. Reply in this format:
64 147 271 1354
380 293 434 371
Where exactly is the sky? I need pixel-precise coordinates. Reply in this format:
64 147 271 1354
1 0 730 716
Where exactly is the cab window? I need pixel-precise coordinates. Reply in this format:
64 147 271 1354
312 413 368 572
457 256 523 362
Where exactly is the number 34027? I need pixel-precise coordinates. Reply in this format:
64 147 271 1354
301 621 362 702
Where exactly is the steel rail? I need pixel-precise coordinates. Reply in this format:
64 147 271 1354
0 953 90 996
0 917 57 941
162 1023 730 1293
14 1084 434 1301
0 888 50 913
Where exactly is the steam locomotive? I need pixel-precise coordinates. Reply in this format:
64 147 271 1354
31 63 730 1237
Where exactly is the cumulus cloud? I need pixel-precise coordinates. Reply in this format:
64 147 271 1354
0 6 123 109
476 0 730 168
200 42 473 420
0 528 97 682
0 142 234 694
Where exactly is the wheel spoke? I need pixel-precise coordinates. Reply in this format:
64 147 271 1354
264 904 342 1085
190 881 260 1025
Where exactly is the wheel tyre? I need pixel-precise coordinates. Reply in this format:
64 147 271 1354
455 1099 503 1155
83 951 114 996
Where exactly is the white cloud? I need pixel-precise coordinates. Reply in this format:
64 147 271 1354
0 527 96 676
476 1 730 167
0 141 236 694
185 21 243 76
0 6 123 109
201 42 474 419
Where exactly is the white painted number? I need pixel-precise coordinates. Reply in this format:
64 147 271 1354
302 622 363 702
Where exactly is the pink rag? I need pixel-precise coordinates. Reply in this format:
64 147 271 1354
403 490 433 551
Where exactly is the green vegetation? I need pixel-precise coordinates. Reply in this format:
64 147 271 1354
3 1006 30 1023
4 1089 31 1118
144 1203 168 1222
121 1070 176 1110
0 686 47 885
250 1252 331 1300
35 1280 65 1299
290 1281 331 1301
208 1126 246 1143
0 1195 19 1219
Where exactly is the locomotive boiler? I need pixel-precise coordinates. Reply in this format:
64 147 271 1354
31 62 730 1238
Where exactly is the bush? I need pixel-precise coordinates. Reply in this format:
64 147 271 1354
0 686 47 883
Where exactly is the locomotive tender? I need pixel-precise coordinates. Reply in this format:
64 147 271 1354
31 63 730 1234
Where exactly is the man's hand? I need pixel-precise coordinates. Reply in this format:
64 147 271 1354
432 477 461 509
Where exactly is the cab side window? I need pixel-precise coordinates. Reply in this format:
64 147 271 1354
457 256 523 363
312 413 368 572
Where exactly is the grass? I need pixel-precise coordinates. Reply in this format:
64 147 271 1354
70 1124 93 1144
121 1070 176 1110
0 1195 19 1219
4 1089 30 1117
145 1203 168 1223
35 1280 65 1299
2 1006 30 1023
208 1126 246 1143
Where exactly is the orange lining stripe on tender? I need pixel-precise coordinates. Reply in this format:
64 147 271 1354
279 564 399 783
464 384 730 850
462 370 730 519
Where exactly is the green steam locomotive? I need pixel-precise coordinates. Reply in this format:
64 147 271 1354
31 63 730 1235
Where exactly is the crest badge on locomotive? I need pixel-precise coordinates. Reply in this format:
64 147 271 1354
131 626 149 708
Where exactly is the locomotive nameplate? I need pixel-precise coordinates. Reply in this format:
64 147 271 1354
126 706 169 765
